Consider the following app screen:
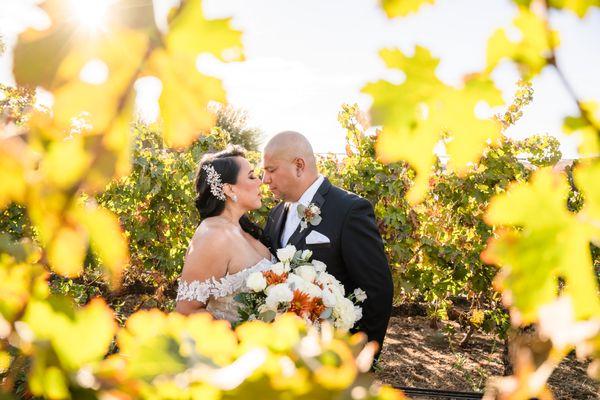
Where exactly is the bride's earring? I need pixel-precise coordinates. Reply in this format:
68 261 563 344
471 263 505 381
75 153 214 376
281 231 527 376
232 194 238 203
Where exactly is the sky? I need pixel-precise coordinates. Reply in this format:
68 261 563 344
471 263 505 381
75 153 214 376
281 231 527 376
1 0 599 157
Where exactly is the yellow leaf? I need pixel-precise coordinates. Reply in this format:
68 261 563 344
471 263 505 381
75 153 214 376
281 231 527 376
183 313 238 365
52 30 148 133
24 298 116 370
149 49 225 148
12 0 80 88
47 226 88 278
166 0 244 61
484 168 600 323
314 340 357 390
43 366 70 400
548 0 600 18
486 8 560 78
0 351 10 373
42 136 92 189
0 145 26 209
13 0 155 88
363 48 502 203
0 255 49 321
78 204 129 287
563 101 600 157
574 162 600 243
380 0 436 17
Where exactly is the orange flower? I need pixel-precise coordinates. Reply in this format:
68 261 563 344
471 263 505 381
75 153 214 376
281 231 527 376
309 297 326 321
263 270 288 286
289 289 312 317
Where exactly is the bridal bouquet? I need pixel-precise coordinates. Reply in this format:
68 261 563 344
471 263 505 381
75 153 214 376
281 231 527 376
235 245 366 332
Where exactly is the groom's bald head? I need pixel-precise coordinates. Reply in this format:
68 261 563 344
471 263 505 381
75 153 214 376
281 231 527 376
264 131 317 172
262 131 319 202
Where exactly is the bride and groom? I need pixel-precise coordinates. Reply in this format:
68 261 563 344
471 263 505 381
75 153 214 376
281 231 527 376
175 131 394 349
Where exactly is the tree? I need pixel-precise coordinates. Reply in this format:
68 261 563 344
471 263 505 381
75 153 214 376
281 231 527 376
214 103 263 151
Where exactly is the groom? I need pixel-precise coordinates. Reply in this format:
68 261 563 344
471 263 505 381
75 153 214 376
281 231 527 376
261 131 394 351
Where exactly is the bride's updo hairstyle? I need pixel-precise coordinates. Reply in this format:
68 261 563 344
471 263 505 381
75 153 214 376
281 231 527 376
194 145 262 239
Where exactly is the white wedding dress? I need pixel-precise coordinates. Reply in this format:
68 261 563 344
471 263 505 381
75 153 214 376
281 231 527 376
176 258 273 323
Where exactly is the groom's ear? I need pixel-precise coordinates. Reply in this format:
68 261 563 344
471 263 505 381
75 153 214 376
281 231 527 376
293 157 306 177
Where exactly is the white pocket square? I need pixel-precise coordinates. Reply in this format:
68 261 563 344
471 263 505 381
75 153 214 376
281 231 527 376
305 230 330 244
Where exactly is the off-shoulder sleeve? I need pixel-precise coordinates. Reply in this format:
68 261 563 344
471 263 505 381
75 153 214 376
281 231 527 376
176 279 212 303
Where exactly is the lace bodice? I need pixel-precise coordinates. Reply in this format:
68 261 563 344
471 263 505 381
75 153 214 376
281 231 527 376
176 258 273 323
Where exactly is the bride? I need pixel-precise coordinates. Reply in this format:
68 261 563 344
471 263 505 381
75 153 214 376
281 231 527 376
175 145 273 322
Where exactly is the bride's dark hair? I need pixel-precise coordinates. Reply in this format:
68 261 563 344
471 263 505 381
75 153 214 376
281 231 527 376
194 145 263 239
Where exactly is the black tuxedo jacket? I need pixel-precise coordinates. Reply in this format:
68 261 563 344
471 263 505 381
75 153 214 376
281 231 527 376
261 178 394 349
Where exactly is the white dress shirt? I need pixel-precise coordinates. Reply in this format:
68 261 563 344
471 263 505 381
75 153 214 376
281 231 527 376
280 175 325 246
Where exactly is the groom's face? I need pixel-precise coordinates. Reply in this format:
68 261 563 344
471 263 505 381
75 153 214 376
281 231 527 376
262 152 298 202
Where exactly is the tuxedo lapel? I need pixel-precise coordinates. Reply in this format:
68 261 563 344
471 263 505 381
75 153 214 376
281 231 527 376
287 179 331 247
273 202 289 248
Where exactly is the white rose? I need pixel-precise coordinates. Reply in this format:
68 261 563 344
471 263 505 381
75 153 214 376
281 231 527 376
315 271 337 287
322 289 337 308
270 262 288 275
312 260 327 273
295 264 317 283
353 288 367 303
333 298 357 332
265 283 293 310
325 279 345 297
246 272 267 292
301 249 313 260
354 305 363 322
277 245 297 263
296 281 322 298
286 273 304 289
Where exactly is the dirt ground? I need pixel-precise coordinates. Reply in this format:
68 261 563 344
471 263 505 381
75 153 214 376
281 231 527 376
375 307 599 399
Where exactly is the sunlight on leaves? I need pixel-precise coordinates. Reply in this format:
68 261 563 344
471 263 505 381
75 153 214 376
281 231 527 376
148 50 225 148
483 168 600 324
167 0 244 62
486 7 560 79
24 297 116 370
47 225 88 278
363 47 503 203
78 204 129 287
52 30 148 133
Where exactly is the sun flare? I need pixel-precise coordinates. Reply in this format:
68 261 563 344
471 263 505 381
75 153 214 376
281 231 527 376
70 0 113 32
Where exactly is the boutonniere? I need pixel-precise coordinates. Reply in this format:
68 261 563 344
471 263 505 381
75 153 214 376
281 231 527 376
297 203 322 232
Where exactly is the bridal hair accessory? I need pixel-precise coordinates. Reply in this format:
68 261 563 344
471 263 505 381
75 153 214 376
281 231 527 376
202 164 227 201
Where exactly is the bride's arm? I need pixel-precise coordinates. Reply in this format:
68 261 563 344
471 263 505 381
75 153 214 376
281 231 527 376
175 229 230 315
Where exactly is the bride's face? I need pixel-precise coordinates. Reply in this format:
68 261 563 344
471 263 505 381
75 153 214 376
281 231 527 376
230 157 262 211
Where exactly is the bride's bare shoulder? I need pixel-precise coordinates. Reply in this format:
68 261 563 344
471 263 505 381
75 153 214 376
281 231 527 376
181 218 235 280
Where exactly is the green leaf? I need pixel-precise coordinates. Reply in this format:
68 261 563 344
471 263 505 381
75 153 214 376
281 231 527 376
259 310 276 322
